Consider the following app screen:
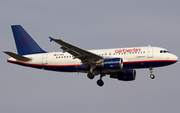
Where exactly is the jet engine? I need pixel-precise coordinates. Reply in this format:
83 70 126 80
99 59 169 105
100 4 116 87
110 69 136 81
96 58 123 69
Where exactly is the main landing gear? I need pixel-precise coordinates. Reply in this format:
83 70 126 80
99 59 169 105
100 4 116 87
97 74 105 87
97 79 104 87
87 73 94 79
87 73 105 87
149 67 155 79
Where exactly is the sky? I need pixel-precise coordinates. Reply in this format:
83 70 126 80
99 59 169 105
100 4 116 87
1 0 180 113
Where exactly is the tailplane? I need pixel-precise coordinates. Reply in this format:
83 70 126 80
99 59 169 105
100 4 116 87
11 25 46 55
4 51 31 61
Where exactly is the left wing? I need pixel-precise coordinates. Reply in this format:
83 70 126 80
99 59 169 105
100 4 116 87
49 37 103 70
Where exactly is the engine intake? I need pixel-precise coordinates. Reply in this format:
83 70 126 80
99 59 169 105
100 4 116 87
110 69 136 81
96 58 123 69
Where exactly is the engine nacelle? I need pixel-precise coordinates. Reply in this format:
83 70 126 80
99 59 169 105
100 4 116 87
96 58 123 69
110 69 136 81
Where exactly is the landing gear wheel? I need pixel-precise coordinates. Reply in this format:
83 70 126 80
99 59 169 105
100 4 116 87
97 79 104 87
150 74 155 79
149 67 155 79
87 73 94 79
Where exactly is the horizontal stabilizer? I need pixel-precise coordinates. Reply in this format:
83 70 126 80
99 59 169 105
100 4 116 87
4 51 31 61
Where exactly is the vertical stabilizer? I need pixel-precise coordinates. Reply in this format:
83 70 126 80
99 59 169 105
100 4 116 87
11 25 46 55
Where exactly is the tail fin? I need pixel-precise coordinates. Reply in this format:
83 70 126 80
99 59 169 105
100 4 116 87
11 25 46 55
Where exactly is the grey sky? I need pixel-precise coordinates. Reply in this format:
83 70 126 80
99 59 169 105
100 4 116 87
1 0 180 113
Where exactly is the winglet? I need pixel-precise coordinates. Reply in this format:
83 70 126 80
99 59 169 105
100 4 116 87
49 37 54 42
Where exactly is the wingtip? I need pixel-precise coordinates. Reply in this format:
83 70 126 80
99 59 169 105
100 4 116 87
3 51 9 54
49 37 54 42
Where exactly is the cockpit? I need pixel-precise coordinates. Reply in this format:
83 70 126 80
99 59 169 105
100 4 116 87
160 50 170 53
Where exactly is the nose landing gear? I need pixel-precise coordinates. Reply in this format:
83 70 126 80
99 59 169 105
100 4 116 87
150 74 155 79
149 67 155 79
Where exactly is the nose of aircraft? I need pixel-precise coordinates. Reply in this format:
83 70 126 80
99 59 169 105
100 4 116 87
173 54 178 62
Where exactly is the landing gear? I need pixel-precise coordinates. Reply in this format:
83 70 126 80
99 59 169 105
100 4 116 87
150 74 155 79
149 67 155 79
87 73 94 79
97 74 105 87
87 64 96 79
87 71 106 86
97 79 104 87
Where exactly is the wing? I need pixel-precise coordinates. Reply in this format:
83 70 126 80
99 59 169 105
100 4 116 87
49 37 103 69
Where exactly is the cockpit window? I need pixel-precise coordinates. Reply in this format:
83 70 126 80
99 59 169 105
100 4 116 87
160 50 170 53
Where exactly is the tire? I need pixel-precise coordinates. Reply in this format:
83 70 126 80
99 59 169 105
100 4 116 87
97 79 104 87
150 74 155 79
87 73 94 79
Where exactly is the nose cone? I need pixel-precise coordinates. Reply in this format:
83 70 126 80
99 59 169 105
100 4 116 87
175 55 178 62
172 54 178 62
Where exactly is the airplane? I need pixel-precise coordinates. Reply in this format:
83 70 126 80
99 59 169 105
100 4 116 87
4 25 178 87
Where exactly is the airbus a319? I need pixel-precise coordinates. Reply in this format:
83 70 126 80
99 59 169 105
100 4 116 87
4 25 178 86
